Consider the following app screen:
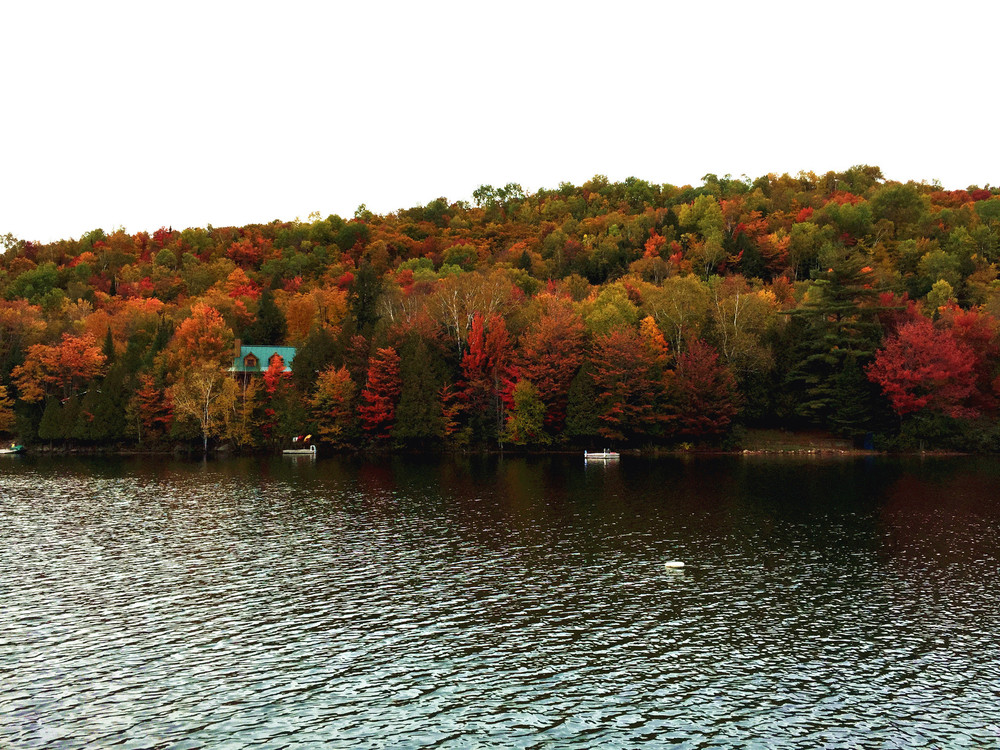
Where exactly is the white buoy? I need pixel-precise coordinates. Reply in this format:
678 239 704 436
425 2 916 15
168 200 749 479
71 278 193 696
664 560 685 569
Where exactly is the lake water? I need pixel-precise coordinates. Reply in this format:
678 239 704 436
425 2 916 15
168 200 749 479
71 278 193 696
2 454 999 748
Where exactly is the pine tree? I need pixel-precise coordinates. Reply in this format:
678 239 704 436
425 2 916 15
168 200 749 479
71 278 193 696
102 327 116 365
94 366 127 440
349 261 383 337
393 340 445 447
246 287 287 345
145 318 173 369
828 353 892 440
74 388 101 441
785 251 887 431
38 397 61 442
292 325 340 394
60 396 80 442
565 363 601 441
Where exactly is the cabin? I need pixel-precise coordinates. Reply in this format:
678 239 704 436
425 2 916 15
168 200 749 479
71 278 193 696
230 340 297 376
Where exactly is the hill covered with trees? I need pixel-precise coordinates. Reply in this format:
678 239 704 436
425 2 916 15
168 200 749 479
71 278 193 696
3 165 1000 452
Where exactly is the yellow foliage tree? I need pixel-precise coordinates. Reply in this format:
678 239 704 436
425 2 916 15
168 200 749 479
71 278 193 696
310 365 356 447
167 363 238 453
223 375 260 449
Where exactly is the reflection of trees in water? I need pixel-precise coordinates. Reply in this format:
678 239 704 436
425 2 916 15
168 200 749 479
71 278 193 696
880 459 1000 572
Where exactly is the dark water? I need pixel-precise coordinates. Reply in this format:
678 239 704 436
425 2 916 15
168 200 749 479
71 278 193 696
2 454 1000 748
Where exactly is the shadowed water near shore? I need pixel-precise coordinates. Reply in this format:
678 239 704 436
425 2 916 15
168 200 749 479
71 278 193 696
2 454 999 747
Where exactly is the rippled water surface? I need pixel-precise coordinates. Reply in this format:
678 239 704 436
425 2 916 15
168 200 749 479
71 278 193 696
3 454 1000 748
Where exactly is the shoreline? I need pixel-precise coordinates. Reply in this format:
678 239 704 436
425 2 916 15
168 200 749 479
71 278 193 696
7 444 971 459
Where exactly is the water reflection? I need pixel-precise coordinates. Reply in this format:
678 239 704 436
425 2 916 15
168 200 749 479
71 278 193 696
2 455 999 747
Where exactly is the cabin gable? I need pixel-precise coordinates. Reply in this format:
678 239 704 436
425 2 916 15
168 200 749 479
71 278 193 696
230 342 297 375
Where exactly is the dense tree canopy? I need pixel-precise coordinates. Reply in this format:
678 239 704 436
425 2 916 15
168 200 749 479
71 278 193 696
3 167 1000 451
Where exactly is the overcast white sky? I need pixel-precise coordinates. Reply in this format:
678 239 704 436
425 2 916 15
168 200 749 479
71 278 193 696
2 1 997 243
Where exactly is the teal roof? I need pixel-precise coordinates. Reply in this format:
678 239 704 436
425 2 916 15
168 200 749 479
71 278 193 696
231 345 297 373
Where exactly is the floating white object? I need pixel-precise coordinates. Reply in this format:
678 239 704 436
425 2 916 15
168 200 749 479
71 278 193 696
584 449 620 459
282 444 317 455
664 561 685 569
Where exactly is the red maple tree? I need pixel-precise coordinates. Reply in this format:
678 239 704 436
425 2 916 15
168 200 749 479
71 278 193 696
459 313 515 438
939 305 1000 412
866 317 979 418
516 297 585 430
671 339 741 439
590 327 667 440
358 347 402 440
132 373 173 441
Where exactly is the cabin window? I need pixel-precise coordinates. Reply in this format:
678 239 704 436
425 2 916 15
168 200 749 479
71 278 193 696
244 353 259 369
268 354 285 370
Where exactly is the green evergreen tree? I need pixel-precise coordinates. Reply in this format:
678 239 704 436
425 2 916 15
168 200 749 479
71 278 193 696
37 397 61 442
14 400 41 443
246 287 287 345
74 366 128 442
275 387 310 445
292 325 340 394
60 396 80 441
785 251 887 430
102 327 116 365
74 389 101 441
144 318 174 370
349 260 383 337
565 363 601 441
827 353 892 441
1 338 24 384
121 335 144 374
394 339 445 448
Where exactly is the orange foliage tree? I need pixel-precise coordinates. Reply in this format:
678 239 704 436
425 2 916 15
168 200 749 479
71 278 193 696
12 333 106 402
0 385 15 434
167 303 234 371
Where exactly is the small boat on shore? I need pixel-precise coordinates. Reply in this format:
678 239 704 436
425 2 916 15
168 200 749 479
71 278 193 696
0 443 24 455
584 449 620 460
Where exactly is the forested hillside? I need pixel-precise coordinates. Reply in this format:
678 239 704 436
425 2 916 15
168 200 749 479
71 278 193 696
3 166 1000 452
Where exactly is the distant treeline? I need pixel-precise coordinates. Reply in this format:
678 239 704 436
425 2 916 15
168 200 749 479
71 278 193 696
3 165 1000 452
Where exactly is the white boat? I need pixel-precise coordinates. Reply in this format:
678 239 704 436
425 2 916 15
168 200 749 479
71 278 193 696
282 444 317 456
0 444 24 455
584 449 620 460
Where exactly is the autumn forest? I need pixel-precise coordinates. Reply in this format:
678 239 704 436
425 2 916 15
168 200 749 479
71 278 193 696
3 166 1000 453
